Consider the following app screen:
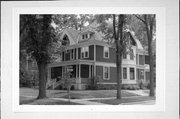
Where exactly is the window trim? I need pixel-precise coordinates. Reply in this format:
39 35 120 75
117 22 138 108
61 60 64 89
71 49 74 60
130 67 135 80
130 49 134 60
123 67 127 79
103 46 109 58
103 66 110 80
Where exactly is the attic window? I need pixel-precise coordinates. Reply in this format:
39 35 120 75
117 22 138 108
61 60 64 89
62 35 70 46
82 34 89 40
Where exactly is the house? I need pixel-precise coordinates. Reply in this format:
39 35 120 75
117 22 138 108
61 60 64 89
46 24 150 90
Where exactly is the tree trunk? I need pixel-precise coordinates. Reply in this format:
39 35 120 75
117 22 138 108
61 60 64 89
148 38 154 96
116 48 122 99
37 61 47 99
68 86 70 103
145 21 155 97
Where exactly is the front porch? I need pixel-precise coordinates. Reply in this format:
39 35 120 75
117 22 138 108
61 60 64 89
47 61 94 90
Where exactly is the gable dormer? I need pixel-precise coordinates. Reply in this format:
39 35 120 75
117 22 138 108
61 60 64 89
79 30 94 43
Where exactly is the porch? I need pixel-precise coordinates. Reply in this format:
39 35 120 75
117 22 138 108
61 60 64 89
47 61 94 90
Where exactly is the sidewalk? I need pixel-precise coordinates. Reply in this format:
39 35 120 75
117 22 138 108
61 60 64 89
125 90 149 96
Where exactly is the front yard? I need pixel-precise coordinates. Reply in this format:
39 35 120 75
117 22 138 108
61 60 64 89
20 88 155 105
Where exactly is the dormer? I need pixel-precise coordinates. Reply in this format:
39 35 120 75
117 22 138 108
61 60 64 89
79 30 94 42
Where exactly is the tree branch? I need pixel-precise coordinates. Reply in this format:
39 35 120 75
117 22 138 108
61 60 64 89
134 15 146 24
113 14 117 40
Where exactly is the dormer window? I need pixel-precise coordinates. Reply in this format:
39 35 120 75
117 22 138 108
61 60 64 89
82 35 85 39
82 33 90 40
104 46 109 58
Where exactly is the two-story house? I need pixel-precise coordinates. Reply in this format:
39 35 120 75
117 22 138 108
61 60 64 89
46 25 150 90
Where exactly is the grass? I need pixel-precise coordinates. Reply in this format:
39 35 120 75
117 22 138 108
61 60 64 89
91 96 156 105
20 88 139 99
20 96 82 105
20 88 147 105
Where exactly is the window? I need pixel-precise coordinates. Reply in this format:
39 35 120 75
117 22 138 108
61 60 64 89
82 35 85 39
123 67 127 79
81 46 89 58
130 68 135 80
123 52 127 59
104 46 109 58
71 49 74 60
103 66 110 80
130 49 134 60
139 55 144 65
85 34 88 39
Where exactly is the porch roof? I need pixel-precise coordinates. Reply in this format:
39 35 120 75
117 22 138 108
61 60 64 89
48 60 94 67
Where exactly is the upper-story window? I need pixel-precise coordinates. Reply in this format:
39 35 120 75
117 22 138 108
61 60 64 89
82 33 89 40
62 35 70 46
139 55 144 65
130 49 134 60
123 52 127 59
81 46 89 58
104 46 109 58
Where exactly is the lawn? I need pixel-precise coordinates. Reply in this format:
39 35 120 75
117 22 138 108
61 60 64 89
20 88 139 99
20 96 82 105
90 96 156 105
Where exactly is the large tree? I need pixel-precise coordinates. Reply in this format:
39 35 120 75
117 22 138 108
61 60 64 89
135 14 156 96
20 15 56 99
95 14 126 99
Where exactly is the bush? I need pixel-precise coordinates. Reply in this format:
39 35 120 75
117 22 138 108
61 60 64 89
122 84 140 90
137 79 150 89
88 75 102 90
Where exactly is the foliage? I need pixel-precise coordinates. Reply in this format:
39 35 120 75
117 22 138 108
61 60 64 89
122 84 140 90
88 75 103 90
20 15 58 99
134 14 156 96
61 71 75 103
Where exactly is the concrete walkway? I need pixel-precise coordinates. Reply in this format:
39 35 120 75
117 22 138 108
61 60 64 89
52 98 108 105
125 90 149 96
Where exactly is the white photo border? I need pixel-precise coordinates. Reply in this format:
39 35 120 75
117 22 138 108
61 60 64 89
12 7 165 112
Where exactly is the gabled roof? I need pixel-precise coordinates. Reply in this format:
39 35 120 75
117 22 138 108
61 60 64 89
59 22 144 50
127 30 144 50
60 28 80 45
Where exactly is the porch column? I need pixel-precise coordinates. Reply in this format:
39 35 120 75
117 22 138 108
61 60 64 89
94 64 96 76
89 65 91 78
78 64 81 89
76 48 78 60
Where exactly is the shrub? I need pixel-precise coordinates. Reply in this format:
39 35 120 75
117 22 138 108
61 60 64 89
122 84 140 90
137 79 150 89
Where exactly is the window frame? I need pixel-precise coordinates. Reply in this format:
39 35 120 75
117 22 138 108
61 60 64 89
130 67 135 80
103 46 109 58
71 49 74 60
81 46 89 58
123 67 127 79
103 66 110 80
130 49 134 60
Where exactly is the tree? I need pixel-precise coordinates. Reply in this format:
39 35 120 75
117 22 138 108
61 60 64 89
135 14 156 96
61 71 75 103
95 14 126 99
20 15 57 99
113 15 125 99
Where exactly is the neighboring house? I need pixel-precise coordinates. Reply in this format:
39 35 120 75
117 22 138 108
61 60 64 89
47 25 150 90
